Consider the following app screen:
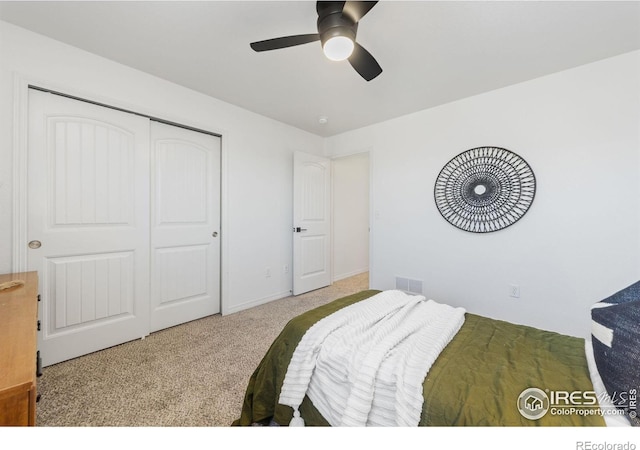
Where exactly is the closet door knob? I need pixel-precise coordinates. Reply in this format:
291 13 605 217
28 240 42 249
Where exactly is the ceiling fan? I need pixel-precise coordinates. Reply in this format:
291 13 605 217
250 1 382 81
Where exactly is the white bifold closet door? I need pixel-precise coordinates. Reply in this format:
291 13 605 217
27 90 220 366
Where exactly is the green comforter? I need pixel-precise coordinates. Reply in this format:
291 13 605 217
233 290 604 426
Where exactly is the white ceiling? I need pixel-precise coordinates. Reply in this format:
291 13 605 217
1 1 639 137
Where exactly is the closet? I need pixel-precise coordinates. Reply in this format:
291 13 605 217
27 89 221 366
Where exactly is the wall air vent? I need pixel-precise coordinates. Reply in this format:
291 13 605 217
395 277 423 295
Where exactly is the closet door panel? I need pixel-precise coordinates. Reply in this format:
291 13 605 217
150 121 221 332
28 90 150 367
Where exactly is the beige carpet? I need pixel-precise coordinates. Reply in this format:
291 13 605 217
35 273 369 427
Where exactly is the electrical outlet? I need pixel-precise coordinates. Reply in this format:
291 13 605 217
283 264 289 274
265 267 271 278
509 284 520 298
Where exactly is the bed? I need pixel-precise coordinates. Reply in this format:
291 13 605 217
233 287 638 427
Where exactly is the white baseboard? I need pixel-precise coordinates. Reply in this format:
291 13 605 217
222 290 292 315
333 267 369 283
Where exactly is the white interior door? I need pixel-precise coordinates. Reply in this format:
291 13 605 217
293 151 332 295
28 90 151 366
149 121 221 332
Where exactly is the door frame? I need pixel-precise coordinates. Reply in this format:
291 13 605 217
11 73 229 313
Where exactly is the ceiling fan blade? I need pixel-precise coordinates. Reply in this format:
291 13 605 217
348 42 382 81
250 34 320 52
341 1 378 22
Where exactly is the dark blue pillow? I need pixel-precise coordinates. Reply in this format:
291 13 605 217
591 281 640 426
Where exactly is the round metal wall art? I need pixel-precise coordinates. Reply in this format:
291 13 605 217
434 146 536 233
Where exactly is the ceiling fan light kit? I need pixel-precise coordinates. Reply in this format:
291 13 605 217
323 35 354 61
250 1 382 81
318 3 356 60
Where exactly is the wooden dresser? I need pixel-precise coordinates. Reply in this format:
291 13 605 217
0 271 39 426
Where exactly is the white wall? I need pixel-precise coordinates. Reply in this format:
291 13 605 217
325 50 640 338
3 21 638 337
0 21 324 314
332 152 370 281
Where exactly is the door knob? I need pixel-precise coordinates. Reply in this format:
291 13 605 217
28 240 42 249
294 227 307 233
212 231 218 238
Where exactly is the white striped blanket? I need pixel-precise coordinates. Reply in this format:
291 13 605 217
278 290 466 426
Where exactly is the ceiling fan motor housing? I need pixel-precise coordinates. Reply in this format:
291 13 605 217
317 2 357 45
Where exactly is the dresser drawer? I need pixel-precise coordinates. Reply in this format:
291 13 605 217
0 272 39 426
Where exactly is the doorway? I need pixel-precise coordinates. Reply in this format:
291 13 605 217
332 152 370 281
